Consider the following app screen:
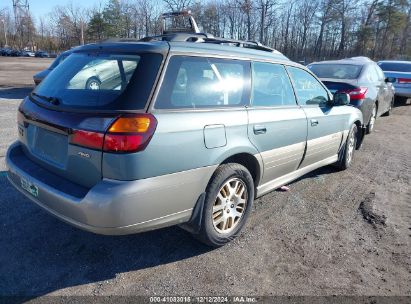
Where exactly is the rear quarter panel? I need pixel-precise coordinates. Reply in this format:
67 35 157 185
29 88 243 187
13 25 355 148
102 109 258 181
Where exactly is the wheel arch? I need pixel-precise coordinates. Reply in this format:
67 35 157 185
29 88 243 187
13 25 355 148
375 99 379 116
353 119 365 149
220 152 262 191
180 153 262 236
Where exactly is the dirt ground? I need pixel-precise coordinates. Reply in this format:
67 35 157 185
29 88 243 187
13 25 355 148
0 57 52 88
0 57 410 300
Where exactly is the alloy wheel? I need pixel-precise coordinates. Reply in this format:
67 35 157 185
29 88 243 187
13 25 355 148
369 106 376 132
346 131 355 164
212 178 248 234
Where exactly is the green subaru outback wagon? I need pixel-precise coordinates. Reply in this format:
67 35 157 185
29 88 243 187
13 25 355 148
6 33 364 246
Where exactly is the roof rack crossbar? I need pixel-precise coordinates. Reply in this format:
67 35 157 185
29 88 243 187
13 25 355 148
139 33 211 43
139 33 277 53
201 37 275 52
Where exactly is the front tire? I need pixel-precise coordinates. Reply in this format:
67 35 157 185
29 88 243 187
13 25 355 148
336 124 358 170
195 163 254 247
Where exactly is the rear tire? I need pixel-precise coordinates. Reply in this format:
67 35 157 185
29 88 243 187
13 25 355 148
336 124 357 170
383 98 394 116
395 96 408 105
366 104 377 134
85 77 101 90
194 163 254 247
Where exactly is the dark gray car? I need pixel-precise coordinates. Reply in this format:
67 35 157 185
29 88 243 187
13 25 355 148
308 57 395 134
33 50 73 85
6 34 364 246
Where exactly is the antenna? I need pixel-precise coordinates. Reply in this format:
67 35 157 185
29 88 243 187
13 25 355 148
12 0 30 48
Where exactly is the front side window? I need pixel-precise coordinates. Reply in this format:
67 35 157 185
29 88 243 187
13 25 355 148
287 66 329 106
155 56 250 109
251 62 296 107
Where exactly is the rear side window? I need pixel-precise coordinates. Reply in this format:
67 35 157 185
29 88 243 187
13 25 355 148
155 56 250 109
365 65 379 82
33 52 163 111
251 62 296 107
374 64 386 81
287 66 329 106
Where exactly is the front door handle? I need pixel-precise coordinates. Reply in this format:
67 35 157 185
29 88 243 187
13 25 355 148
311 119 319 126
253 125 267 135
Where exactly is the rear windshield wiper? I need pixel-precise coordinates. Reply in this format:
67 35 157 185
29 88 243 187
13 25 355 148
31 92 60 105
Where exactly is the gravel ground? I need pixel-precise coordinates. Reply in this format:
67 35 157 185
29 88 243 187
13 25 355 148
0 57 410 299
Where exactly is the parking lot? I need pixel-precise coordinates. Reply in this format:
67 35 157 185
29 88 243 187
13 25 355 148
0 57 410 298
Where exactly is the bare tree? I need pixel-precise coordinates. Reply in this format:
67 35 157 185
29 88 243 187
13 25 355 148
162 0 193 11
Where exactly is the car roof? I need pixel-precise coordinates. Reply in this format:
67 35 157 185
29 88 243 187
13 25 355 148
72 39 292 65
168 41 290 62
378 60 411 64
310 56 374 66
73 41 170 56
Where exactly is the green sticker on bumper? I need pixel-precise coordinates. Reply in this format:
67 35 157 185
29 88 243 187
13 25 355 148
21 177 39 198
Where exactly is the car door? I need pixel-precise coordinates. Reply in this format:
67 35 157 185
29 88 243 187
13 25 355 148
247 62 307 185
287 66 347 168
374 64 392 114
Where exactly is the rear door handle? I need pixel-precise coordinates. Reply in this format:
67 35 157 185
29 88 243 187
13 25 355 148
311 119 319 126
253 125 267 134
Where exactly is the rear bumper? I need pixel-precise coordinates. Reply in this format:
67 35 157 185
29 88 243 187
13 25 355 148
394 87 411 98
6 142 215 235
349 100 369 125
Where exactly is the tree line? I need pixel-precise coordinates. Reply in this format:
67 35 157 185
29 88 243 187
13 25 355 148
0 0 410 62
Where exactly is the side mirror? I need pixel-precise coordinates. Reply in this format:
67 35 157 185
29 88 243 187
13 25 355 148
333 92 350 106
385 77 396 83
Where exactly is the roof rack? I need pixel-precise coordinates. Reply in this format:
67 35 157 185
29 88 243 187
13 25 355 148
139 33 280 54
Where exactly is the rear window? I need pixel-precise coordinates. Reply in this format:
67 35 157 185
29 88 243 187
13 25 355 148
378 62 411 72
33 52 162 111
155 56 250 109
308 64 362 79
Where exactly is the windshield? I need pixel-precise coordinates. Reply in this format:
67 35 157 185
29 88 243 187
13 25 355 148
49 53 70 70
33 52 162 111
378 62 411 72
308 64 362 79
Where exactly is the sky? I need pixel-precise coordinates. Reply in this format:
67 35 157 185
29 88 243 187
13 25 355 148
3 0 100 20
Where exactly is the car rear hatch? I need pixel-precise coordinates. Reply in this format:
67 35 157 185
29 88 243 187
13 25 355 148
321 80 370 103
17 101 115 188
17 43 166 188
382 71 411 88
378 62 411 89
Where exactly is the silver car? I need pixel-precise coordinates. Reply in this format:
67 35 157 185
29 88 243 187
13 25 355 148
378 60 411 103
6 35 364 246
308 57 395 134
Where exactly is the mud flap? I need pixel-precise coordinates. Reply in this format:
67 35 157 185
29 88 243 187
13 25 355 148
357 125 366 149
179 192 206 234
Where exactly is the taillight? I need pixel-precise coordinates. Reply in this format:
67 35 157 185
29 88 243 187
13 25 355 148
338 87 368 100
71 130 104 150
398 78 411 84
70 114 157 153
104 114 157 153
